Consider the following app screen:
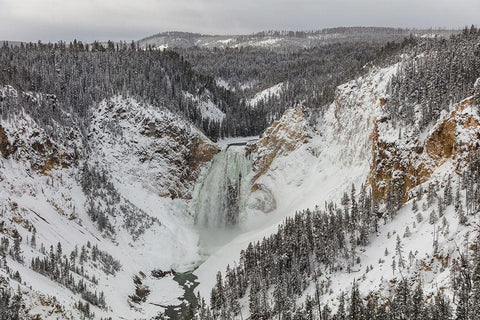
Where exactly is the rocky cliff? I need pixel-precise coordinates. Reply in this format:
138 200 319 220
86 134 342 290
371 96 480 202
88 96 219 199
0 89 218 319
246 106 311 187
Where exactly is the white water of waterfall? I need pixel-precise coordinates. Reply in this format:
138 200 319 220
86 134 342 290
193 145 252 231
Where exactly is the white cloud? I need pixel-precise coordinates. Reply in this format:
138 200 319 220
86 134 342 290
0 0 478 42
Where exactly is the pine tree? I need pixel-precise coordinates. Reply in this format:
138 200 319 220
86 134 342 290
30 229 36 249
470 235 480 319
12 230 22 263
337 292 347 320
411 282 424 320
457 201 467 225
429 210 438 225
395 235 405 269
444 177 453 206
348 282 362 320
412 199 418 212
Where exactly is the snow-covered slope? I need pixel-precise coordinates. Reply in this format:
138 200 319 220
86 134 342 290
247 83 285 108
183 91 226 122
0 91 218 319
1 44 478 319
137 29 458 51
89 96 219 199
372 95 480 203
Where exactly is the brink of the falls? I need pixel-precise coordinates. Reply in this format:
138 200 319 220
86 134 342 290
192 144 252 230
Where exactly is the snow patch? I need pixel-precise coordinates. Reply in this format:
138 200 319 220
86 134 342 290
248 82 284 107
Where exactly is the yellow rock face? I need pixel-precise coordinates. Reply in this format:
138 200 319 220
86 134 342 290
370 123 433 203
370 97 480 203
425 118 456 161
247 106 310 190
189 138 220 169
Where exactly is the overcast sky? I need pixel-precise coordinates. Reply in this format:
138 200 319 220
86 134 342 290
0 0 479 42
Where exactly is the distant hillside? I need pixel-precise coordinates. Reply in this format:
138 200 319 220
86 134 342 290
137 27 458 51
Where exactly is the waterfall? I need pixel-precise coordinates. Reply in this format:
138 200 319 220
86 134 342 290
193 144 251 229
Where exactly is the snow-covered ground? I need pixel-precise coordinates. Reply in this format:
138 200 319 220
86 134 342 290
0 158 199 318
183 91 226 121
305 162 467 309
247 82 284 107
215 78 234 91
193 60 480 319
1 55 476 319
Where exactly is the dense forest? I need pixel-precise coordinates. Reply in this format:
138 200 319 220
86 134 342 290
387 26 480 129
2 25 480 319
0 34 409 142
0 41 241 140
176 39 409 124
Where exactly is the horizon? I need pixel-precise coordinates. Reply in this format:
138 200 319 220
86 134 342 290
0 0 478 43
0 25 467 44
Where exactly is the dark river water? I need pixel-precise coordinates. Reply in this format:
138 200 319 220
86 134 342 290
153 271 199 320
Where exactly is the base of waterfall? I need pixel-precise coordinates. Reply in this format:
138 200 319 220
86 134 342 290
193 130 371 302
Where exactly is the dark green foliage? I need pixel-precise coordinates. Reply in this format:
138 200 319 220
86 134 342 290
195 150 480 319
0 41 245 140
129 274 151 304
0 279 24 320
176 39 405 130
387 27 480 129
81 164 160 239
30 241 117 309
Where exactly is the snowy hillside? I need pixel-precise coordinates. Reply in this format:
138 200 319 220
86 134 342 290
138 28 457 51
2 58 473 320
0 90 218 319
183 91 226 122
247 83 285 108
194 63 399 300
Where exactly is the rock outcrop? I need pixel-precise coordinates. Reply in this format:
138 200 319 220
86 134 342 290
246 106 311 187
89 96 219 199
188 137 220 171
0 121 76 174
0 125 12 158
371 96 480 202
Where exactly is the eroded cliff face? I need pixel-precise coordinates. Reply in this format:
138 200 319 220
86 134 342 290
244 65 399 213
0 93 209 319
0 125 12 157
371 96 480 202
89 96 219 199
0 120 78 174
246 106 311 188
0 87 81 174
426 97 479 167
0 89 219 198
244 65 479 212
241 106 311 213
188 137 220 173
